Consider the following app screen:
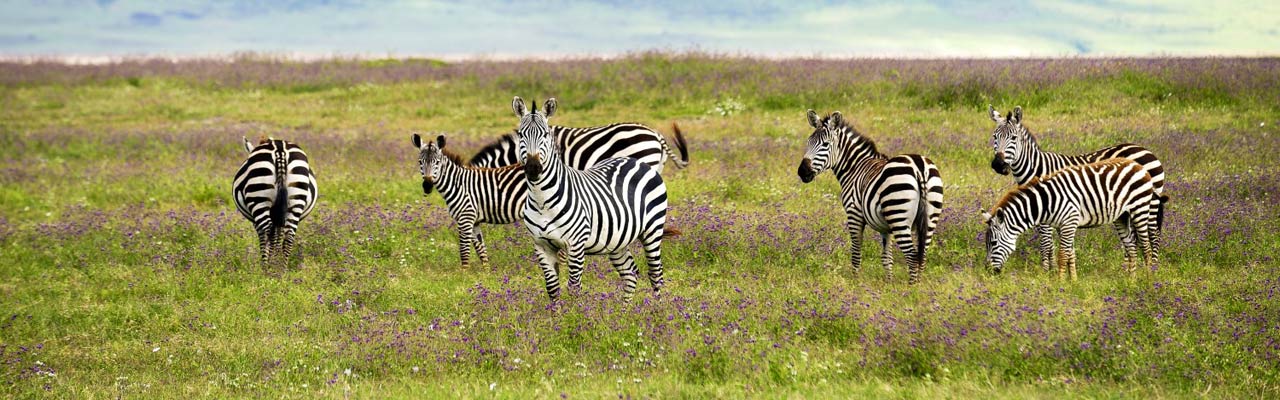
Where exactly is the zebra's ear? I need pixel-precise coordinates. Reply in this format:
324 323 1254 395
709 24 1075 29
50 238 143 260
544 98 557 118
242 136 254 152
436 135 446 149
988 105 1002 122
828 111 844 128
512 96 528 118
1011 106 1023 125
412 133 423 149
806 109 820 128
982 211 998 225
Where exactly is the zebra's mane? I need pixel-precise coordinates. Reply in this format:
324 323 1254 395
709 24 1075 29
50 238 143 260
439 147 467 166
825 115 881 157
442 146 522 173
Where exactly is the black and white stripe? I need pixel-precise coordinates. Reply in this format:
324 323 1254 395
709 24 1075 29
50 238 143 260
469 122 689 173
411 133 526 268
512 97 670 301
232 137 318 267
983 158 1160 280
797 110 944 284
988 105 1167 271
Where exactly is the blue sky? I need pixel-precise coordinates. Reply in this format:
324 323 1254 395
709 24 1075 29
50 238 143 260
1 0 1277 58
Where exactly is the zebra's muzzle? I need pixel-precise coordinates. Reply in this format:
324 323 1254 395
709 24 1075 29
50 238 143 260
990 154 1011 176
797 158 816 183
524 153 544 180
422 179 434 195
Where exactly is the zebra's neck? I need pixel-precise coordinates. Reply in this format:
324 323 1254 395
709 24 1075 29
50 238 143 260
994 188 1050 235
1011 131 1077 184
526 148 573 205
830 132 886 177
432 156 477 196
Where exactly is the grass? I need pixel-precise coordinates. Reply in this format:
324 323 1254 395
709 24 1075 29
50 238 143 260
1 53 1279 398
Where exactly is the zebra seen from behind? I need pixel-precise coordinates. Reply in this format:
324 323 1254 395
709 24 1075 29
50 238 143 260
797 110 944 284
232 137 318 268
988 105 1167 272
984 158 1160 280
411 133 526 268
513 96 671 301
469 122 689 172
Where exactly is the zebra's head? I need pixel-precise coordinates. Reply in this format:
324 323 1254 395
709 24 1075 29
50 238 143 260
982 209 1017 274
411 133 448 195
512 96 557 181
988 105 1028 176
798 109 844 183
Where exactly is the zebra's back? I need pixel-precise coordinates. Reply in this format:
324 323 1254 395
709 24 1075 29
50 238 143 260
470 123 679 172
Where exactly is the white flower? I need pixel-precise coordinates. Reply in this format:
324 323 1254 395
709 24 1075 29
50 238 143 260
344 368 351 376
152 347 160 352
489 382 497 391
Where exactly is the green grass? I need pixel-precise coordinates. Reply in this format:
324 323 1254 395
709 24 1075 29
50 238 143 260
1 56 1279 398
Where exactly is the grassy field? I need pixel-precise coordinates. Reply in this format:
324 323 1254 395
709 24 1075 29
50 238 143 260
2 53 1279 398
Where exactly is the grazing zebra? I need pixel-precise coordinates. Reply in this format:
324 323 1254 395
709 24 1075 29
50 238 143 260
512 96 670 301
411 133 526 268
983 158 1160 280
468 122 689 172
232 137 318 267
988 105 1167 271
797 110 944 284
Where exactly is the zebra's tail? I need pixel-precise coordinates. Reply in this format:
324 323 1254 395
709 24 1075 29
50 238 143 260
269 149 289 237
1156 194 1169 231
911 172 930 267
663 226 683 239
663 123 690 169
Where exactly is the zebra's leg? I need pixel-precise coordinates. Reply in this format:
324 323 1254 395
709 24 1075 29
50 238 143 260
845 213 866 275
880 233 894 279
607 249 641 301
1057 223 1079 281
472 228 490 266
1134 212 1157 271
533 240 562 300
1113 221 1137 273
641 229 665 295
280 227 298 269
564 243 587 293
256 228 271 267
886 218 919 284
1038 224 1055 272
456 221 474 269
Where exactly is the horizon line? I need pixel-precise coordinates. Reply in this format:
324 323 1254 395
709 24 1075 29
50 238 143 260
3 50 1279 65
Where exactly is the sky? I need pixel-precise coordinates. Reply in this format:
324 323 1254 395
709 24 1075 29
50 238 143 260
1 0 1277 59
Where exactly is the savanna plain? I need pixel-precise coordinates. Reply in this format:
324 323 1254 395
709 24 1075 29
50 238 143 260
1 54 1278 398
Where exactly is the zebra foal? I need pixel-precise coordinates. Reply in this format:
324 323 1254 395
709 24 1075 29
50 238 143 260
412 133 526 268
984 158 1160 280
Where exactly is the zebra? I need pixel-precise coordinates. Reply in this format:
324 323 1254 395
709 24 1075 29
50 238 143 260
411 133 526 268
988 105 1167 272
232 137 318 267
983 158 1160 280
512 96 671 301
468 122 689 173
797 110 944 284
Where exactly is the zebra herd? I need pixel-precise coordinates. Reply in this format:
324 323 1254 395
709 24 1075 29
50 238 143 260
232 100 1166 300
